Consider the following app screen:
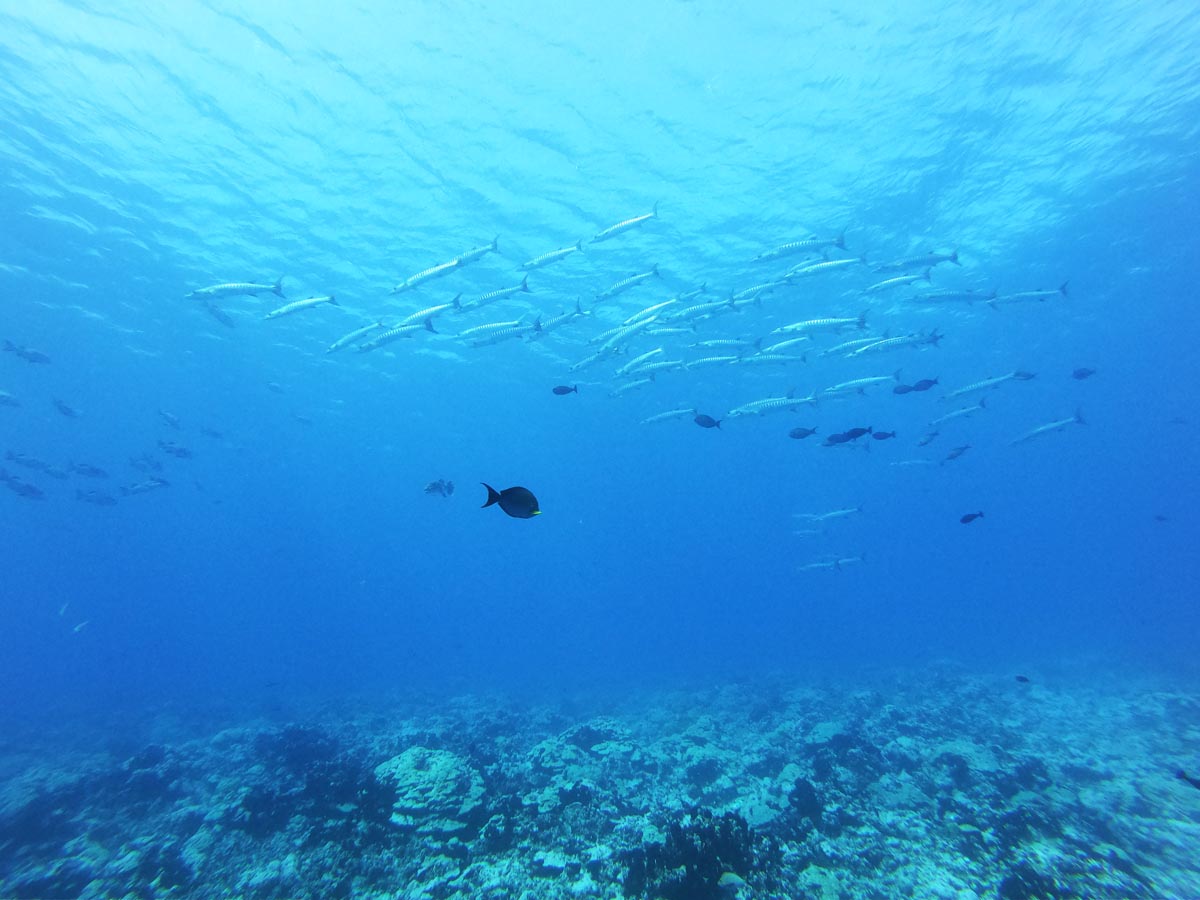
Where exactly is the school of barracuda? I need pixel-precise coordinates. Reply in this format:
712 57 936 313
3 204 1090 572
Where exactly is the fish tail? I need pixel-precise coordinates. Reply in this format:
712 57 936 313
922 268 932 282
651 263 660 277
424 318 437 334
651 201 660 217
835 228 846 249
329 295 339 306
481 483 501 508
893 368 902 381
491 235 500 251
452 293 462 310
1060 281 1069 296
575 240 583 251
1075 408 1086 425
949 250 960 265
857 310 867 329
520 276 531 292
273 276 285 297
571 385 578 393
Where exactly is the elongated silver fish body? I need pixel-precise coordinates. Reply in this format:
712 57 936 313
640 407 695 425
455 237 499 266
753 232 845 262
864 269 932 293
188 277 284 300
596 265 660 302
391 259 461 294
264 295 338 320
326 321 387 354
591 203 658 243
1008 410 1085 445
522 241 582 270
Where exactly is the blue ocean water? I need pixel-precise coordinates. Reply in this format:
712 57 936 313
2 0 1198 714
4 3 1200 897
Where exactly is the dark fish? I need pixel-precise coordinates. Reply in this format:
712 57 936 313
1072 368 1096 380
157 440 192 459
1015 675 1030 683
911 378 939 392
203 300 236 328
552 385 578 395
129 453 164 473
1153 514 1168 523
943 445 970 462
823 432 852 446
266 382 284 394
694 414 722 429
481 483 541 519
872 431 897 440
5 451 52 472
76 489 117 506
53 399 80 418
844 426 872 440
1177 771 1200 792
5 478 44 499
424 479 454 497
893 384 914 395
70 462 109 479
2 341 51 364
917 431 940 447
788 427 817 440
960 511 984 524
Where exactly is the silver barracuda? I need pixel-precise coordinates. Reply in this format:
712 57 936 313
727 390 818 418
614 348 664 378
772 312 866 335
464 276 531 310
988 282 1069 307
522 241 582 270
787 257 866 277
1008 409 1085 446
326 321 387 354
850 330 942 356
391 258 461 294
753 231 845 262
534 301 587 336
929 397 988 428
188 277 284 300
826 371 902 393
640 407 695 425
625 299 678 325
357 321 436 352
863 269 931 294
399 295 462 326
793 506 862 523
909 288 996 303
628 359 687 377
874 250 959 273
758 337 810 355
941 371 1035 402
455 237 499 266
685 355 741 370
596 265 660 302
610 378 654 396
263 295 338 320
458 320 524 340
821 334 889 357
736 353 806 366
591 203 658 243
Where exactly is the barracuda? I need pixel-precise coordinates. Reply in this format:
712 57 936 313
596 265 660 302
591 203 658 243
399 295 462 326
753 231 845 262
522 241 582 270
187 277 284 300
263 295 338 320
1008 410 1085 446
391 258 461 294
941 371 1035 402
326 321 387 354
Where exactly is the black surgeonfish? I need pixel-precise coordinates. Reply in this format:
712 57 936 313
482 483 541 519
552 385 578 395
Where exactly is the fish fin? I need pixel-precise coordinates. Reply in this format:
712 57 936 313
575 240 583 251
329 295 339 306
481 483 501 508
274 276 285 297
1075 409 1086 425
520 275 531 292
1060 281 1069 296
950 250 960 265
922 268 932 282
835 228 846 249
652 201 659 217
857 311 868 328
424 318 437 333
452 293 462 310
893 368 902 381
491 235 499 251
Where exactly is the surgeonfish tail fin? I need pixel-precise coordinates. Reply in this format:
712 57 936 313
481 483 501 508
1075 408 1086 425
520 275 531 292
1060 281 1069 296
273 276 285 297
